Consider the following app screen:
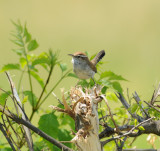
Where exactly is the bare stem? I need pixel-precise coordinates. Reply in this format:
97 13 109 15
0 123 16 151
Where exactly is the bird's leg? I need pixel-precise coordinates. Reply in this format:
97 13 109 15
91 77 97 86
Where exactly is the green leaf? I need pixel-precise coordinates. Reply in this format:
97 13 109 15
27 40 39 51
78 80 90 87
12 48 24 56
58 129 72 148
67 73 78 78
32 53 49 66
11 20 23 34
48 50 59 66
20 57 27 68
59 63 67 72
33 140 47 151
130 103 139 113
59 114 75 130
23 91 37 107
100 71 127 81
138 126 145 131
101 86 107 94
23 25 31 43
134 119 138 126
99 79 112 87
10 33 23 42
22 96 28 104
106 92 118 102
11 40 24 47
0 147 12 151
112 81 123 94
1 64 20 72
0 92 11 106
38 113 59 137
30 71 44 88
38 113 59 150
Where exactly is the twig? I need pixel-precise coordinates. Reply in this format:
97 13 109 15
5 72 33 151
6 115 22 143
52 92 64 105
133 91 149 118
37 69 71 108
5 73 19 116
23 45 34 108
151 83 160 105
0 123 16 151
101 117 154 146
102 95 119 132
128 137 137 146
116 93 144 122
17 69 25 94
30 63 55 121
0 105 73 151
144 101 160 113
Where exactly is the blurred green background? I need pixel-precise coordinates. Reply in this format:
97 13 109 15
0 0 160 149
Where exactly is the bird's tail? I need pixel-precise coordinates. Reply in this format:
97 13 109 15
91 50 105 65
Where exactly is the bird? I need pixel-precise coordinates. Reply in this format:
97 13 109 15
68 50 105 83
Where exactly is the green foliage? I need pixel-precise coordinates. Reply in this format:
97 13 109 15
138 126 145 131
1 64 20 72
0 91 11 106
2 21 152 151
59 63 67 73
100 71 127 81
27 40 39 51
38 113 59 139
67 52 127 94
30 71 45 88
33 140 47 151
38 113 72 150
0 21 72 150
23 91 37 107
130 103 139 113
0 148 12 151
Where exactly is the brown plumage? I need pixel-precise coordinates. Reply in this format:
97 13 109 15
68 50 105 81
91 50 105 66
73 52 86 56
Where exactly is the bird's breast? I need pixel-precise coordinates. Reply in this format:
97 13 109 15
72 59 95 79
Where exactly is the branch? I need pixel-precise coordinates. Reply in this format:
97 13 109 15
102 95 119 132
99 124 134 139
101 117 154 146
52 92 64 105
116 93 144 122
0 123 16 151
30 62 55 121
144 101 160 113
5 72 33 150
133 91 149 118
37 69 71 109
151 83 160 105
0 105 73 151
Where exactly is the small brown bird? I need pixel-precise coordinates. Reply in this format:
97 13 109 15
68 50 105 83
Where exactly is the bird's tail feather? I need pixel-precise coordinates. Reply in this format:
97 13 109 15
91 50 105 65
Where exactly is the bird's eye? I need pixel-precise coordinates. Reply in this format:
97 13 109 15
77 55 81 58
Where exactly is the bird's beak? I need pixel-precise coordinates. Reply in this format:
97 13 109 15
68 54 74 57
